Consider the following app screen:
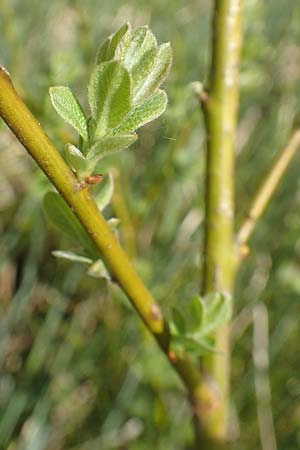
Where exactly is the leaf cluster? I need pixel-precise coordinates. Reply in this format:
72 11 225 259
170 292 232 356
49 23 172 180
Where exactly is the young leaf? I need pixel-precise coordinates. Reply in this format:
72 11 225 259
171 307 186 335
87 134 137 162
43 192 97 258
49 86 88 141
65 144 88 174
133 43 173 104
188 295 205 332
171 335 215 356
88 61 131 137
112 89 167 135
93 173 114 211
124 26 157 71
108 217 120 231
52 250 93 264
201 292 232 336
96 23 131 64
131 47 157 98
87 259 111 280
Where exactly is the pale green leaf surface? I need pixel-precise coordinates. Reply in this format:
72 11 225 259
87 134 137 161
97 23 131 64
112 90 167 135
88 61 131 137
65 144 88 174
133 43 173 104
188 296 205 332
201 293 232 336
87 259 111 280
108 217 120 231
171 307 186 335
93 173 114 211
49 86 88 141
124 26 156 70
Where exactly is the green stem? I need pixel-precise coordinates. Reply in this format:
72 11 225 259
237 129 300 254
0 65 211 442
200 0 243 443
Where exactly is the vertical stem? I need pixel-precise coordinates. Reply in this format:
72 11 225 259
200 0 243 443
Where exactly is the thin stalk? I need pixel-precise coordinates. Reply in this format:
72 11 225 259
0 65 213 442
237 129 300 252
200 0 243 443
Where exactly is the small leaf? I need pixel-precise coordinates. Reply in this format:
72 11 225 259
43 192 97 258
124 26 157 71
201 292 232 336
65 144 88 174
93 173 114 211
131 47 157 98
188 295 205 332
49 86 88 141
97 23 131 64
87 134 137 162
88 61 131 137
171 307 186 335
171 335 215 356
112 89 167 135
133 43 173 104
52 250 93 264
87 259 111 280
108 217 120 231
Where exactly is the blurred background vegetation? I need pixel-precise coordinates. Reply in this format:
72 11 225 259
1 0 300 449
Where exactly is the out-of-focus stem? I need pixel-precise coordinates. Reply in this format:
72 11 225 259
237 129 300 253
253 303 278 450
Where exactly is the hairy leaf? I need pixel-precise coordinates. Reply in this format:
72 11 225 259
49 86 88 141
88 61 131 137
133 43 173 104
97 23 131 64
112 90 167 134
124 26 156 70
65 144 88 174
87 134 137 161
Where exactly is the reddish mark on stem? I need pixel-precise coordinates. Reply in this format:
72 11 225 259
168 351 178 363
85 174 104 185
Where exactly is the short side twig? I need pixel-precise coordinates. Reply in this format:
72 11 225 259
237 129 300 254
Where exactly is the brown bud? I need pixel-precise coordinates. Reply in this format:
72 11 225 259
84 174 104 185
168 351 178 363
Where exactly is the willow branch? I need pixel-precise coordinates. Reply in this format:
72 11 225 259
237 129 300 251
0 65 205 404
199 0 243 442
